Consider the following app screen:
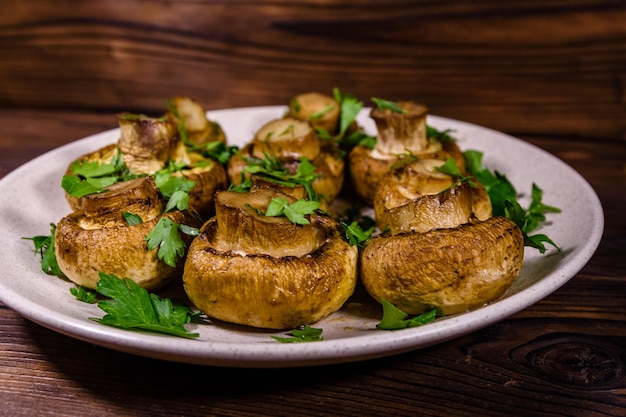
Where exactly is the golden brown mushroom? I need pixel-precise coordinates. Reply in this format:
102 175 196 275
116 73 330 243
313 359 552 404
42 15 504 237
287 92 341 134
64 112 228 219
165 96 227 146
373 158 492 234
55 176 201 291
182 188 358 329
348 101 465 205
227 117 344 202
360 216 524 315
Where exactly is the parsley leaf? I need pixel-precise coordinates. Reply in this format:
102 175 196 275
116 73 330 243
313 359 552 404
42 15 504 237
145 217 198 267
464 149 561 253
271 325 324 343
340 220 374 247
91 272 199 339
376 299 441 330
435 157 476 191
235 152 321 201
70 286 98 303
123 212 143 225
371 97 407 113
22 223 63 276
61 175 117 198
265 198 321 225
426 125 456 143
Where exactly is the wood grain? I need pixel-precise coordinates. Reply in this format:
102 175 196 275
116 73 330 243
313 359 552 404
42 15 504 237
1 1 625 139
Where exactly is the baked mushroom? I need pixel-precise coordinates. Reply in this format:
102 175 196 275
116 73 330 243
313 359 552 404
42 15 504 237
373 158 492 234
287 92 341 134
64 113 228 219
360 216 524 315
183 188 358 329
348 101 465 205
55 176 201 291
165 96 227 146
227 116 345 202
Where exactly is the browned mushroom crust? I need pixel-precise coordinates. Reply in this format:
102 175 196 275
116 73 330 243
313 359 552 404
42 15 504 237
373 159 492 234
360 216 525 315
348 139 466 206
183 203 358 330
55 177 201 291
227 117 345 202
165 96 226 146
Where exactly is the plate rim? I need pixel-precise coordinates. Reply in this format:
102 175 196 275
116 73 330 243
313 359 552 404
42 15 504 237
0 106 604 367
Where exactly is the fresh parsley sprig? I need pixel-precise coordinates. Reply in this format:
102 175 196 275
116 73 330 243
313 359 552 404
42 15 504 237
314 88 376 150
435 157 477 192
23 223 63 276
233 151 321 201
271 325 324 343
464 149 561 253
377 299 441 330
336 205 376 246
145 218 199 267
90 272 200 339
371 97 407 114
260 197 321 225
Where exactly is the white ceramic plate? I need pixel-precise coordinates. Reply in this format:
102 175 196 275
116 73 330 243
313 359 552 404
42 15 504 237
0 106 603 368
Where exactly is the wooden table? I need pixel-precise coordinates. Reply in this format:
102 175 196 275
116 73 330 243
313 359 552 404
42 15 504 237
1 2 625 416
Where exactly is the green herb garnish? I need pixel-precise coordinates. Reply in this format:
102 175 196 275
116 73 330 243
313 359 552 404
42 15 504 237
23 223 63 276
376 299 441 330
70 286 98 303
464 149 561 253
265 198 321 225
145 217 199 267
271 325 324 343
91 272 199 339
371 97 407 114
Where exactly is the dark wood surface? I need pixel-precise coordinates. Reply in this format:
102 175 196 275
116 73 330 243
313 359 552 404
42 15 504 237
1 2 625 416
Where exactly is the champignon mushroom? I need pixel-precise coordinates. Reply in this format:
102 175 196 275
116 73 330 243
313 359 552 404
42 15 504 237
64 112 228 219
373 158 492 234
117 113 190 175
182 188 358 329
55 176 201 291
348 101 466 205
360 216 524 315
165 96 226 146
288 92 341 134
227 117 345 202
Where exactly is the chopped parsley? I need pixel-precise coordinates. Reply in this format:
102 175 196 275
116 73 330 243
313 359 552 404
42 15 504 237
271 325 324 343
377 299 441 330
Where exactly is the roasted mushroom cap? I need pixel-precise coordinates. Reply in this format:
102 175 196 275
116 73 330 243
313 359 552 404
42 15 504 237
373 159 492 234
117 114 190 175
349 101 468 205
64 113 227 218
183 188 358 329
288 92 341 134
360 216 524 315
165 96 226 146
349 139 465 206
227 117 344 202
55 176 200 291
